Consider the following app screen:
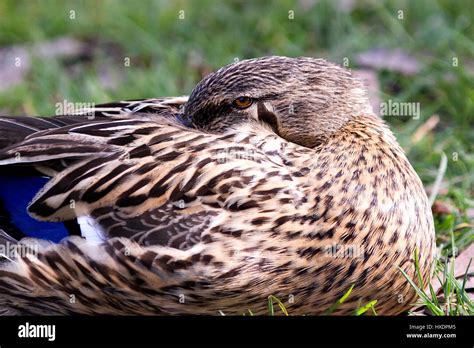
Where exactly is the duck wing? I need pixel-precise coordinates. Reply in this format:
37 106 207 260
0 117 306 248
0 113 313 315
0 97 188 149
71 96 188 118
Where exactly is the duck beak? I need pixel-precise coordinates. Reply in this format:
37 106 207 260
256 101 280 134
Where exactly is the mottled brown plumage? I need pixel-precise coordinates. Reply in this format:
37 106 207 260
0 56 435 315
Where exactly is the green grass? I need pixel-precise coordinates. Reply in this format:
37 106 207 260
0 0 472 314
264 288 377 316
400 248 474 315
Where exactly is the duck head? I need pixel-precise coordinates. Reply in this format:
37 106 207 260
183 56 373 148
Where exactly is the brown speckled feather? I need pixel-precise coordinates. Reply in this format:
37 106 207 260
0 56 435 315
0 97 187 149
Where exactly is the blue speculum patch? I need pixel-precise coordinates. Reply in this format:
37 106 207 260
0 175 69 243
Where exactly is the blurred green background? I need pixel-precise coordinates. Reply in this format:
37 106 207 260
0 0 473 253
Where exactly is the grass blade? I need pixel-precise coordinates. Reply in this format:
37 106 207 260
355 300 377 316
324 284 354 315
399 266 444 316
461 258 472 293
267 296 274 316
267 295 288 316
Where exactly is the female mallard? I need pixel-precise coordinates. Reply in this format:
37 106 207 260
0 56 435 315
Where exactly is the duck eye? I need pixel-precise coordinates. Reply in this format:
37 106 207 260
232 96 253 109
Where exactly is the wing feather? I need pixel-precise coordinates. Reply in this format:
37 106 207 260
0 97 188 150
0 116 310 247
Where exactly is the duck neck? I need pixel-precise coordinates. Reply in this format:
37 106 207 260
301 113 428 212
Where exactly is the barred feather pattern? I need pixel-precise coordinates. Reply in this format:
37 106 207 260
0 112 434 315
0 97 188 149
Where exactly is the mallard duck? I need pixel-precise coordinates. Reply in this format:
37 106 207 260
0 56 435 315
